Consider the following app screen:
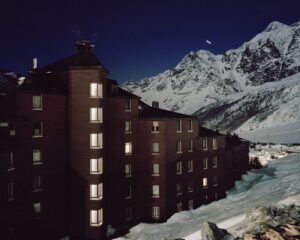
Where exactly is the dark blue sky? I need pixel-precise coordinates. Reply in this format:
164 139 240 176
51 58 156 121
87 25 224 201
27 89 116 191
0 0 299 82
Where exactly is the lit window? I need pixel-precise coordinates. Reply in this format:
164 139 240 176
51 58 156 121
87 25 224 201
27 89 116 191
125 185 132 199
152 185 159 198
32 122 43 137
176 120 182 132
188 139 193 152
176 140 182 153
90 83 103 98
125 163 131 177
90 158 103 174
188 181 193 192
90 133 103 149
203 157 208 169
125 98 132 111
90 209 103 226
90 183 103 200
152 163 159 176
176 183 182 194
188 200 193 210
213 156 218 168
90 108 103 123
188 120 193 132
8 181 14 200
8 152 14 170
152 142 160 154
213 176 218 186
33 202 41 214
203 178 208 188
125 120 132 133
188 159 193 172
177 202 182 212
0 122 9 127
33 149 42 165
213 138 217 149
152 206 160 219
126 207 132 220
203 139 208 150
125 142 132 155
32 95 42 110
33 176 43 192
152 121 159 132
176 161 182 174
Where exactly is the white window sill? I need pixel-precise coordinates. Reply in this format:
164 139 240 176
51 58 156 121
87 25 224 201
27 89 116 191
125 175 132 178
176 151 182 154
188 189 194 193
7 167 15 172
90 197 103 200
33 162 43 166
176 131 182 133
90 146 103 149
176 193 182 196
203 148 208 151
90 222 103 227
151 174 160 177
176 172 182 175
151 131 160 134
188 130 193 133
152 195 160 198
32 135 43 138
213 148 217 150
125 131 132 134
203 168 208 170
125 109 132 112
188 170 193 173
213 166 218 168
90 96 102 99
33 189 43 193
125 153 132 155
151 153 160 155
188 150 193 152
32 108 43 111
90 172 102 175
90 121 102 124
125 196 132 200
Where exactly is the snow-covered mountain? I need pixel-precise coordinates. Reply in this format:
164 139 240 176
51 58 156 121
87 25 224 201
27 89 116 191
122 21 300 136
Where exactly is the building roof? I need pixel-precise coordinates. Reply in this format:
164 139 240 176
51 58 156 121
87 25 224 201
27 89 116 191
139 101 196 119
199 126 224 137
107 80 140 99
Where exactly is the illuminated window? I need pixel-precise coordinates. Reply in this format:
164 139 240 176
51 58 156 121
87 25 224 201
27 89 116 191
8 152 14 170
188 120 193 132
90 183 103 200
152 185 159 198
0 122 9 127
213 156 218 168
176 183 182 194
152 206 160 219
125 120 132 133
213 138 217 149
176 161 182 174
188 159 193 172
188 139 193 152
125 98 132 111
90 133 103 149
33 149 42 165
177 202 182 212
90 209 103 226
33 202 41 214
90 158 103 174
125 163 131 177
188 200 193 210
152 121 159 132
90 108 103 122
152 163 159 176
203 178 208 188
152 142 160 154
176 120 182 132
203 157 208 169
32 122 43 137
32 95 42 110
203 138 208 150
90 83 103 98
125 142 132 155
33 176 43 192
176 140 182 153
8 181 14 200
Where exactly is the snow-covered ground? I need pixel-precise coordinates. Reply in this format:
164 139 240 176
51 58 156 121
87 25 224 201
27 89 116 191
116 153 300 240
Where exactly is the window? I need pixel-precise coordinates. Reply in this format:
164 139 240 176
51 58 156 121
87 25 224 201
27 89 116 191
32 95 42 110
152 206 160 219
32 122 43 137
90 209 103 226
9 123 16 136
0 122 9 127
176 120 182 132
33 149 42 165
152 142 160 154
203 138 208 150
213 156 218 168
125 164 132 177
90 108 103 123
176 140 182 153
125 142 132 155
152 163 159 176
177 202 182 212
90 133 103 149
176 183 182 195
152 121 159 132
188 120 193 132
203 178 208 188
188 159 193 172
125 185 132 199
188 139 193 152
213 138 217 149
125 98 132 111
188 200 193 210
125 120 132 133
33 202 41 214
203 157 208 169
90 183 103 200
8 152 14 170
90 158 103 174
188 181 193 192
176 161 182 174
152 185 159 198
90 83 103 98
213 176 218 186
126 207 132 220
8 181 14 200
33 176 43 192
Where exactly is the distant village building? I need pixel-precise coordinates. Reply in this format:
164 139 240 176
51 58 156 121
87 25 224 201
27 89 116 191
0 41 249 240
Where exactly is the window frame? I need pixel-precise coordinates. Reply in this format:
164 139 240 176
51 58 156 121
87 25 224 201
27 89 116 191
33 149 42 165
176 161 182 174
152 163 160 176
125 142 133 155
125 163 132 177
203 157 208 170
176 139 182 153
188 159 193 172
152 185 160 198
151 121 159 133
188 119 193 132
90 183 103 200
90 158 103 174
32 95 43 110
90 108 103 123
151 142 160 154
125 120 132 133
176 120 182 132
90 83 103 98
32 122 43 138
90 209 103 226
90 133 103 149
152 206 160 219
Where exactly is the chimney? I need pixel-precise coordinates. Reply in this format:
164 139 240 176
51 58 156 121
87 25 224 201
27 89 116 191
33 58 38 69
152 101 159 108
75 40 94 54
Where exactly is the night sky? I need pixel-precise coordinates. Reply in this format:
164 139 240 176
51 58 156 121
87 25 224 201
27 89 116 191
1 0 299 83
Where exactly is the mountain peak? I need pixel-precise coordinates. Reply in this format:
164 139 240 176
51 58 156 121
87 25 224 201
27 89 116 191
264 21 287 32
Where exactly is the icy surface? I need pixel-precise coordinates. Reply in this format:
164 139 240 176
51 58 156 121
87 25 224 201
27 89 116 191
115 154 300 240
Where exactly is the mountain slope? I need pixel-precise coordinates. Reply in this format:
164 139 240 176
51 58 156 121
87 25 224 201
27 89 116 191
122 21 300 135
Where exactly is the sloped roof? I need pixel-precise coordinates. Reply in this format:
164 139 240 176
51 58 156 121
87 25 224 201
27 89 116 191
199 126 224 137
